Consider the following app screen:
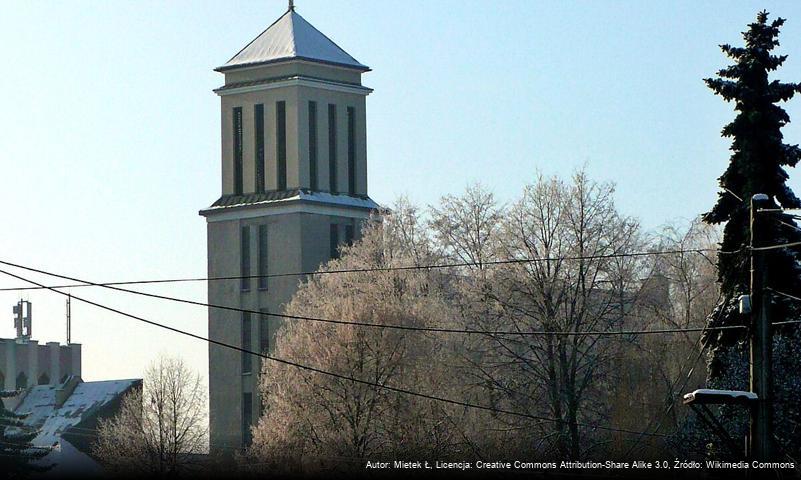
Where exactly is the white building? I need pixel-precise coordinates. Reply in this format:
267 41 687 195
1 301 81 400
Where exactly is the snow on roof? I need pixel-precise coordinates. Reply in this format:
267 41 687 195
218 9 368 72
688 388 758 399
203 189 381 213
299 190 380 209
14 379 140 447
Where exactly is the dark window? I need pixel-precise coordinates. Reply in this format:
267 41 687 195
233 107 244 195
254 104 265 193
38 373 49 385
347 107 356 195
259 309 272 354
344 224 355 246
16 372 27 390
243 392 253 447
242 312 252 374
258 224 268 290
309 101 318 190
328 104 337 193
240 226 250 291
276 101 287 190
330 224 339 259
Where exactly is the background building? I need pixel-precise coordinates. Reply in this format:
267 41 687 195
13 376 141 476
200 4 378 453
1 300 81 403
0 300 140 475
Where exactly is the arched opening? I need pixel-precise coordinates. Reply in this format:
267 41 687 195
0 370 5 390
38 373 50 385
16 372 28 390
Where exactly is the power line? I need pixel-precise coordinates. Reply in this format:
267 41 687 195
0 258 749 337
621 302 724 458
0 266 667 439
764 288 801 317
0 247 736 293
770 216 801 234
619 291 731 456
751 240 801 252
723 188 744 203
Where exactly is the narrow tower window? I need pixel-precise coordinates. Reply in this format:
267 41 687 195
347 106 356 195
259 309 272 354
328 104 337 193
240 226 250 291
242 392 253 446
276 101 287 190
233 107 243 195
330 224 339 259
241 312 252 374
345 224 355 246
254 104 265 193
258 224 268 290
309 101 318 190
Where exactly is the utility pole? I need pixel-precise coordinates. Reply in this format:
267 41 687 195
748 193 774 461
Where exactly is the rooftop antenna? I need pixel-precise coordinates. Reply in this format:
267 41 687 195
288 0 295 11
13 299 32 340
66 294 71 344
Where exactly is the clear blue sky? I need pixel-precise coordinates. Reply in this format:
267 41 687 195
1 0 800 384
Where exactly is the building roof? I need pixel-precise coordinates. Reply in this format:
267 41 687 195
16 379 139 447
12 378 141 475
200 189 381 216
217 8 369 72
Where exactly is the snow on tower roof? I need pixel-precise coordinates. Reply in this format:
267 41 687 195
217 8 369 72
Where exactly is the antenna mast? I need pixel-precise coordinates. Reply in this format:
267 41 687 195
66 294 72 344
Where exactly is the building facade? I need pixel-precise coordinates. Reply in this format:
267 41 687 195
0 338 81 399
200 5 377 453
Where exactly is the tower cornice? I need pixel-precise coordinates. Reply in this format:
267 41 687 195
214 74 373 97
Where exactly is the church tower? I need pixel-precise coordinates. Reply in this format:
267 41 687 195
200 4 377 452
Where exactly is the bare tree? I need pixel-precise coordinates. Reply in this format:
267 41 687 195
446 171 645 459
248 202 467 475
648 219 720 336
93 355 207 477
247 173 689 466
615 219 721 452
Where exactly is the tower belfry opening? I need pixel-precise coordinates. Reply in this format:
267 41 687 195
201 6 378 453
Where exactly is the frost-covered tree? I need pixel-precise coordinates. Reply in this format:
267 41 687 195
0 391 50 478
621 221 721 457
443 172 645 459
248 200 469 475
92 356 207 477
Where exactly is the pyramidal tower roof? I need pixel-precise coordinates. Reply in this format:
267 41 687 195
217 5 369 73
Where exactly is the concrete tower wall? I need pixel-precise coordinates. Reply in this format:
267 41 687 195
204 7 376 453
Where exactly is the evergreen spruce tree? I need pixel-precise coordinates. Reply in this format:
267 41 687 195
703 10 801 371
698 10 801 458
0 391 50 478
